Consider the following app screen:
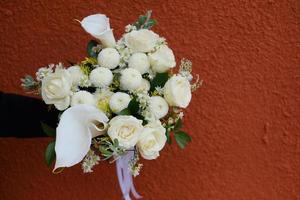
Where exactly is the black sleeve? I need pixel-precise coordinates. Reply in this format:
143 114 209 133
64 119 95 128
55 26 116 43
0 91 59 137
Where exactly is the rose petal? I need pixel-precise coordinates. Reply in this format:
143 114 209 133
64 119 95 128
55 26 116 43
54 105 108 171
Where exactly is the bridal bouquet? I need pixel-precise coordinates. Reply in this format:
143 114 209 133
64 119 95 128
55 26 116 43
21 11 201 199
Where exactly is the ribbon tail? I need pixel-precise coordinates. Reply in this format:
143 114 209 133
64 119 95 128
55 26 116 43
116 151 142 200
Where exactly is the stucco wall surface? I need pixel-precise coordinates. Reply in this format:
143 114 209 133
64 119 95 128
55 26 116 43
0 0 299 199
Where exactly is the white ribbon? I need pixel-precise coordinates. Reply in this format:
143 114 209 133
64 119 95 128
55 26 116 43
116 151 142 200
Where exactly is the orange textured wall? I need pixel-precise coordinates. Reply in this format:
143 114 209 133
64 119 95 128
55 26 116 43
0 0 300 199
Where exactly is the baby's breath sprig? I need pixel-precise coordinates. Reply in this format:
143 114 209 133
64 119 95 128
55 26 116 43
81 149 100 173
129 150 143 177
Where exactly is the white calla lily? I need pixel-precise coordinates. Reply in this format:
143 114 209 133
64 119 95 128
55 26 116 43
79 14 116 47
53 104 108 172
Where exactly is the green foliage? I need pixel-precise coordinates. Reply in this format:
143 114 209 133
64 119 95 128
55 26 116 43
128 98 140 116
118 108 131 115
133 10 157 30
80 57 98 75
174 118 182 131
87 40 99 58
174 131 192 149
21 75 39 90
166 130 171 144
45 141 56 166
41 122 56 137
96 137 126 160
150 72 169 92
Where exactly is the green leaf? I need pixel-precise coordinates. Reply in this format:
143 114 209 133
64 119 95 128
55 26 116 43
150 72 169 92
118 108 131 115
41 122 56 137
137 15 147 26
45 141 56 166
128 98 140 116
174 131 191 149
174 118 182 131
144 19 157 29
166 130 172 144
113 139 119 147
87 40 99 58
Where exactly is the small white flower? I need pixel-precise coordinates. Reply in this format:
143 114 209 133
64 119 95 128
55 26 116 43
137 121 167 160
67 65 84 86
97 48 120 69
108 115 143 149
134 79 150 93
124 29 159 53
79 14 116 47
71 91 95 107
81 150 100 173
79 75 92 87
149 45 176 73
109 92 131 113
120 68 142 91
89 67 113 88
36 65 54 81
125 24 137 33
154 86 164 95
149 96 169 119
128 53 150 74
164 75 192 108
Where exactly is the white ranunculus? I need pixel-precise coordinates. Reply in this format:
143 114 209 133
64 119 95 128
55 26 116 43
120 68 142 91
67 65 84 86
80 14 116 47
71 91 95 106
97 48 120 69
124 29 159 53
109 92 131 113
137 121 167 160
128 52 150 74
164 75 192 108
54 105 108 172
149 45 176 73
41 68 72 111
108 115 143 149
90 67 113 88
134 79 150 93
149 96 169 119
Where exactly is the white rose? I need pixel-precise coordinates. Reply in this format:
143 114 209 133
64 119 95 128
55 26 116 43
90 67 113 88
67 65 84 86
137 121 167 160
80 14 116 47
128 53 150 74
149 45 176 73
41 68 72 111
98 48 120 69
124 29 159 53
71 91 95 106
108 115 143 149
134 79 150 93
109 92 131 113
120 68 142 91
164 75 192 108
149 96 169 119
